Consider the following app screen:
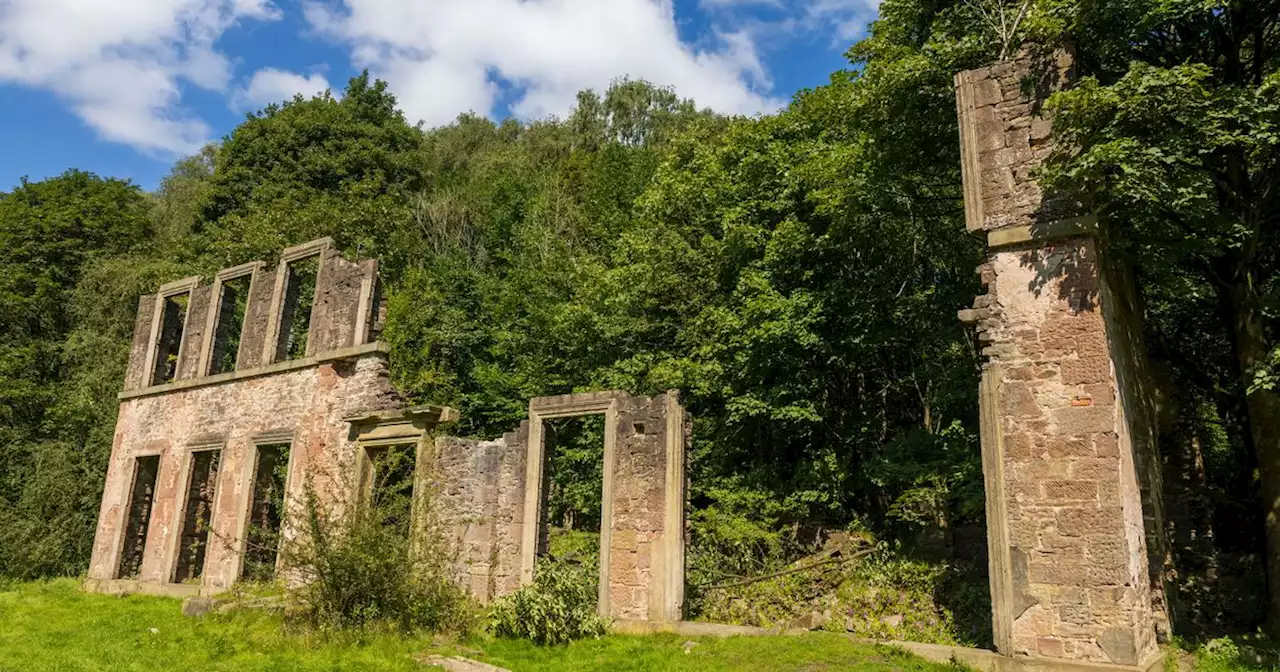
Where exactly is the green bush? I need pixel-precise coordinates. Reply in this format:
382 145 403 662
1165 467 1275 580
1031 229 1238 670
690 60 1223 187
281 477 473 634
488 558 609 645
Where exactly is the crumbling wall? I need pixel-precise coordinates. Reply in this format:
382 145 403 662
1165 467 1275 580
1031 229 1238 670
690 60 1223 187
433 423 528 602
175 285 212 382
234 267 277 371
609 394 668 620
307 254 372 355
89 353 403 591
92 240 404 595
123 297 155 391
956 50 1167 666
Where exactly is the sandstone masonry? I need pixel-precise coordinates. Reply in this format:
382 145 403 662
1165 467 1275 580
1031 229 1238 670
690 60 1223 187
956 51 1169 667
88 243 688 624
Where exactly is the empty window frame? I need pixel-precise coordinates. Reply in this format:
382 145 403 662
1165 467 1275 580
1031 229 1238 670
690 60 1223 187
172 448 222 584
146 278 199 386
116 454 161 580
359 442 419 537
276 255 320 361
203 263 260 376
242 442 291 582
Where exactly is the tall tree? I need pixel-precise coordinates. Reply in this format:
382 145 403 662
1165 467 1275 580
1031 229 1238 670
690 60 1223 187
0 171 157 577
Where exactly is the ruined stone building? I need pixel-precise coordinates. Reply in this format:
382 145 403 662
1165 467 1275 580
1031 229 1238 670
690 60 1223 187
85 237 689 624
85 45 1171 672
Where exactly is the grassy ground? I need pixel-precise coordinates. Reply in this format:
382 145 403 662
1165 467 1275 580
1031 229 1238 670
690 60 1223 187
0 579 963 672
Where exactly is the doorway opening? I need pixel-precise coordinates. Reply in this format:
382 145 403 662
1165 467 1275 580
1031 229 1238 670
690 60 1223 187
173 449 221 583
116 455 161 579
242 443 290 581
538 415 606 599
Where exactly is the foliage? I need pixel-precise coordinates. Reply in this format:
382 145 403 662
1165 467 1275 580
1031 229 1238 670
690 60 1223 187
488 558 609 645
544 416 606 532
281 475 472 634
2 0 1278 644
0 171 164 579
547 528 601 571
694 541 991 648
195 72 425 271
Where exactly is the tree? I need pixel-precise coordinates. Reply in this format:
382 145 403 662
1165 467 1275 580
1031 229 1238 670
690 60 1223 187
0 171 158 577
196 72 425 271
1037 0 1280 631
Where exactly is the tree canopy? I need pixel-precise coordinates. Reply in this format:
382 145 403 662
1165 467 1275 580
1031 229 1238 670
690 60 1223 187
2 0 1279 641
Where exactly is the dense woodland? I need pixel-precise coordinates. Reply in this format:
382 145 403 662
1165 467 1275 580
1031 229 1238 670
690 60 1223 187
1 0 1278 644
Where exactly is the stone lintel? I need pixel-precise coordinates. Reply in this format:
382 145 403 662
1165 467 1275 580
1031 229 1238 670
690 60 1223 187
344 404 459 426
213 260 266 282
156 276 201 296
118 341 390 400
987 215 1098 249
529 390 624 417
279 236 334 263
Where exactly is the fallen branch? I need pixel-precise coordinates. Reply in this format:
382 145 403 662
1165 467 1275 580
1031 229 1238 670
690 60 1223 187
700 548 876 591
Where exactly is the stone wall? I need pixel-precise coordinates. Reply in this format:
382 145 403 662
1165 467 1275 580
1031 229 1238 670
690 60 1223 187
94 242 686 624
121 238 381 391
89 352 403 591
91 241 412 595
433 425 529 603
520 390 688 622
956 51 1168 666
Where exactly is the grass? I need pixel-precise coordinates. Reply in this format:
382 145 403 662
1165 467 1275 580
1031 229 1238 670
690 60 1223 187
0 579 964 672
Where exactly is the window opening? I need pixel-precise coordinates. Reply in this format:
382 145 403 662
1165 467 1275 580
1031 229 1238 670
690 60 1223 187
116 455 161 579
209 275 252 375
363 443 417 537
242 443 290 582
151 293 189 385
173 449 221 583
277 256 318 361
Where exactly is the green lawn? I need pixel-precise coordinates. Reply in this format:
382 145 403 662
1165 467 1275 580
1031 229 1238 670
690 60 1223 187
0 579 962 671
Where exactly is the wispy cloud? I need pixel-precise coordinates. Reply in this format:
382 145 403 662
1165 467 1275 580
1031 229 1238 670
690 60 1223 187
0 0 280 154
303 0 788 127
234 68 334 110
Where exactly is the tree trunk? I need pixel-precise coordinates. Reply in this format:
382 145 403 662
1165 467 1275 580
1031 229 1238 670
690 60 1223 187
1229 271 1280 634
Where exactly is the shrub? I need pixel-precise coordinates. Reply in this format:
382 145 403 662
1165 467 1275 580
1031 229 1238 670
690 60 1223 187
488 558 609 645
281 475 473 634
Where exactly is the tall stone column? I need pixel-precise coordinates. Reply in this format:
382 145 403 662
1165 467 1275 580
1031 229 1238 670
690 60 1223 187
955 50 1169 667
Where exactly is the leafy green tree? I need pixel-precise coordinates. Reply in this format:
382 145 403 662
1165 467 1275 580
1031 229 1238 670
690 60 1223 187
0 171 158 577
196 72 425 270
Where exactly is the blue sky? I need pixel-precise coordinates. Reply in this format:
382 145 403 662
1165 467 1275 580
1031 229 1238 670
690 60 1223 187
0 0 879 192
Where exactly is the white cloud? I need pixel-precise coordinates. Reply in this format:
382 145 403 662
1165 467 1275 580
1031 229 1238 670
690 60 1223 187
304 0 789 127
235 68 334 110
807 0 882 41
0 0 280 154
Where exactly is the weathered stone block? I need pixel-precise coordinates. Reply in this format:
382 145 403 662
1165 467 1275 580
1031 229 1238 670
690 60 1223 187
1042 480 1098 501
1051 405 1116 435
1061 356 1110 385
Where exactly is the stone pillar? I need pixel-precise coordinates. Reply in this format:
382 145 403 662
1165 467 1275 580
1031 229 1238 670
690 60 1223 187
955 50 1168 667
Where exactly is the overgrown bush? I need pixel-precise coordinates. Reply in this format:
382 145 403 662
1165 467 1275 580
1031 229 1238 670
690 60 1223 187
693 533 991 648
281 474 473 634
488 558 609 645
